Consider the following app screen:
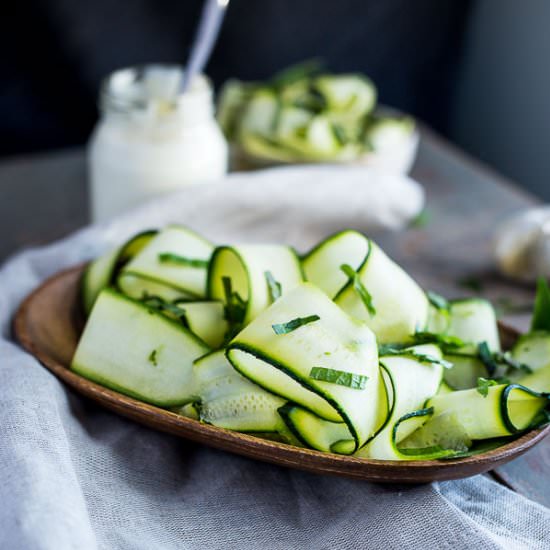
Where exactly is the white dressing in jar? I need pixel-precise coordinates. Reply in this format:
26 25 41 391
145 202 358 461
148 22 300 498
88 65 228 222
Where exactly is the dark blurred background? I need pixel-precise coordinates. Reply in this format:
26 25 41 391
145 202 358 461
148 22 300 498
3 0 549 198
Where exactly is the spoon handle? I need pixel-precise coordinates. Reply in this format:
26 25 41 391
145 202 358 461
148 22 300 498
180 0 229 93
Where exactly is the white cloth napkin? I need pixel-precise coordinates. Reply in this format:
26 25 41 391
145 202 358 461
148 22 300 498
1 166 549 550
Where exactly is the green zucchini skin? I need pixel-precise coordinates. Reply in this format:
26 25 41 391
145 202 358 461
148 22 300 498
334 240 429 343
426 383 548 439
207 244 304 326
302 229 369 299
226 283 382 452
72 288 209 407
277 403 354 454
117 225 214 301
81 230 158 314
355 345 444 460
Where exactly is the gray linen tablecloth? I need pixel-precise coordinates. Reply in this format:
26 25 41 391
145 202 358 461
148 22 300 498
1 166 549 550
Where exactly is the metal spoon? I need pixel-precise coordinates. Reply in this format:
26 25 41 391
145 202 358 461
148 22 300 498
180 0 230 93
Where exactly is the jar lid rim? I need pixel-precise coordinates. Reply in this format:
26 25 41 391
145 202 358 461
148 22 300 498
99 64 212 113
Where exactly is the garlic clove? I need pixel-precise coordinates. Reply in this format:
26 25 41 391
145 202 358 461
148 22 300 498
494 206 550 282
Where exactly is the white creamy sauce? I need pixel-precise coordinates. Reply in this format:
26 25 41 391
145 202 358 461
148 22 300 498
89 66 228 222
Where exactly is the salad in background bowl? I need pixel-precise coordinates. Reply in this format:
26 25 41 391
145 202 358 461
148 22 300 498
217 61 419 174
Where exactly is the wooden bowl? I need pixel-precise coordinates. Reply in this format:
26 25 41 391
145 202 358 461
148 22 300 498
13 265 550 483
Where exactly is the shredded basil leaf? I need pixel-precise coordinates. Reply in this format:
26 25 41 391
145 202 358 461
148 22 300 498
272 315 320 335
270 58 323 89
142 296 189 327
340 264 376 317
379 344 453 369
494 351 533 375
476 377 498 397
531 277 550 332
158 252 209 268
476 342 532 379
309 367 368 390
264 270 282 303
412 331 464 351
477 341 497 376
222 276 247 341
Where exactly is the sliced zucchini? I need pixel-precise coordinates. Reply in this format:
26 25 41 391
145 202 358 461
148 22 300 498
173 402 200 420
365 116 415 152
239 131 300 163
395 408 471 458
278 366 389 454
180 301 228 349
118 226 214 301
511 331 550 372
238 88 279 138
426 384 549 439
437 380 454 395
81 230 157 314
217 79 252 140
81 247 121 315
425 302 450 334
447 298 501 352
275 106 312 142
517 364 550 393
71 289 209 407
207 244 303 326
314 74 376 117
443 353 488 390
194 350 285 432
335 241 429 343
302 229 369 299
227 283 382 451
355 345 444 459
278 404 353 454
302 115 340 156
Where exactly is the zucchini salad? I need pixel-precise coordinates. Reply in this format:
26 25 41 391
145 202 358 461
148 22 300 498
73 226 550 460
217 62 415 165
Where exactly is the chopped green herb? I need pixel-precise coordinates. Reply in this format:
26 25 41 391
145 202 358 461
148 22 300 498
494 351 532 375
222 276 247 341
148 349 158 366
272 315 320 335
458 276 484 293
477 341 497 376
476 377 498 397
270 58 323 89
265 270 282 303
378 344 453 369
409 209 431 229
531 277 550 332
426 291 449 312
309 367 368 390
142 296 189 327
340 264 376 317
378 343 406 355
412 331 464 351
158 253 209 268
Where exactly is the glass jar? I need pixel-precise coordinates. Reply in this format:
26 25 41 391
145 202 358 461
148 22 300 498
88 64 228 222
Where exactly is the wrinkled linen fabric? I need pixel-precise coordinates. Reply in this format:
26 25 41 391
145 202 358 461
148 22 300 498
1 165 549 550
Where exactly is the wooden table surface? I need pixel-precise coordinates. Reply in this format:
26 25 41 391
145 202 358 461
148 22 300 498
1 129 548 506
